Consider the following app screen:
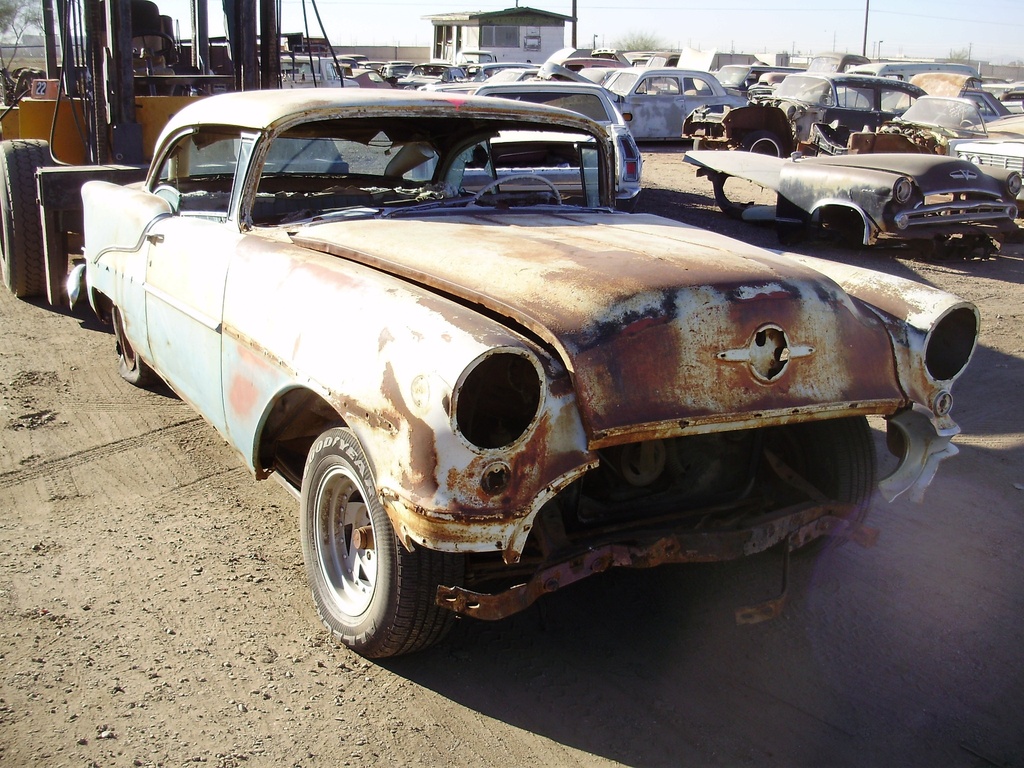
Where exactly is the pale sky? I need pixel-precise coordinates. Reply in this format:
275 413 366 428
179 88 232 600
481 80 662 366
160 0 1024 66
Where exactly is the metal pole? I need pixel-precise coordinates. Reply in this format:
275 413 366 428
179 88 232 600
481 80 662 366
571 0 577 49
259 0 280 88
861 0 869 57
41 0 58 77
191 0 210 73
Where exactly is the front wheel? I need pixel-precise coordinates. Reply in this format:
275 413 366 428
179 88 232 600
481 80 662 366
741 129 785 157
300 427 464 658
765 416 877 549
112 306 156 387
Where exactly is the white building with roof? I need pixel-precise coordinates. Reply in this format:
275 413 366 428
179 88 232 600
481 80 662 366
423 6 572 64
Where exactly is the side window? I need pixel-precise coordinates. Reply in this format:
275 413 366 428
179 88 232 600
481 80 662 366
683 77 714 97
153 128 243 217
880 88 915 114
638 76 681 96
834 85 873 110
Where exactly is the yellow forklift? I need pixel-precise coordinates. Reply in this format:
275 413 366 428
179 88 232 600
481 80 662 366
0 0 281 305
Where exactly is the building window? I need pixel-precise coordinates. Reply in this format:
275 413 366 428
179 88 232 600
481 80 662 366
481 25 520 48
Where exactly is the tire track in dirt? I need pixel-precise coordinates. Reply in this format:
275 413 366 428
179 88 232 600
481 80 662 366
0 417 205 489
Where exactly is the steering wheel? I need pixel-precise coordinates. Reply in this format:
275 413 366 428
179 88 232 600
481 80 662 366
471 173 563 204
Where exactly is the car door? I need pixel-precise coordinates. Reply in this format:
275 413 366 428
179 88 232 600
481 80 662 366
142 128 251 433
878 85 918 122
622 72 687 140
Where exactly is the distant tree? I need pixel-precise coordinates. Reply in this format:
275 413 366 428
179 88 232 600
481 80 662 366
0 0 42 68
947 46 972 63
612 32 668 52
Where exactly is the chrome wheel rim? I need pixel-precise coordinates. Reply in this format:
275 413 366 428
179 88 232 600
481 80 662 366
314 465 377 617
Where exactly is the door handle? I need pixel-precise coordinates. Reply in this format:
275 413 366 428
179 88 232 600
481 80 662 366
146 233 165 245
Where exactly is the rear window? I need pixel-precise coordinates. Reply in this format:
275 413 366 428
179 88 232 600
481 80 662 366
487 91 613 122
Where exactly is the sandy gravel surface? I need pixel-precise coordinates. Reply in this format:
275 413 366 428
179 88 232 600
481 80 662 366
1 147 1022 767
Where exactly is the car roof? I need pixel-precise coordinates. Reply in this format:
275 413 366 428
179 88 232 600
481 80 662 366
157 89 606 141
789 72 925 89
612 67 718 78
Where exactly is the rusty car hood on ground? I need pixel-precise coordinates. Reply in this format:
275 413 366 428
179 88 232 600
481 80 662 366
291 210 903 448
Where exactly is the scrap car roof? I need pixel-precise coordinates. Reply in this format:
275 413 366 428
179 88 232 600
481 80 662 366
157 88 605 141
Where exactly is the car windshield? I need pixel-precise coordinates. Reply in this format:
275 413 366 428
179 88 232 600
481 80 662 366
242 116 604 225
897 97 988 135
715 66 748 87
774 75 832 105
604 71 640 97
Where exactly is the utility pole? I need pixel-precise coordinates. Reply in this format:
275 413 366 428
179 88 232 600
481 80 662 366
571 0 577 48
861 0 869 57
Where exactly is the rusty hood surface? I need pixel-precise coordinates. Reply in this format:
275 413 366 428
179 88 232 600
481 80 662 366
291 211 904 447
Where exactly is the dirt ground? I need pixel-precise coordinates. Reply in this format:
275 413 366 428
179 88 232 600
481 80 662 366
2 146 1022 768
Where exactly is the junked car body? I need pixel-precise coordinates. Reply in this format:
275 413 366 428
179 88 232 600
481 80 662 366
685 148 1020 254
77 89 979 658
473 80 643 209
684 73 924 156
603 67 747 141
805 52 870 73
394 63 468 89
714 64 805 96
807 96 991 156
956 139 1024 200
909 73 1010 122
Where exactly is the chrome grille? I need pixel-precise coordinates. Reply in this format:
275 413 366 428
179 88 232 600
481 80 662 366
959 152 1024 173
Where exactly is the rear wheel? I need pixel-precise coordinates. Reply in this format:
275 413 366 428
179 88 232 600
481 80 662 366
300 427 464 658
0 140 52 297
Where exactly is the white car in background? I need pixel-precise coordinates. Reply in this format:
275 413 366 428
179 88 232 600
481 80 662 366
474 80 643 210
602 67 747 140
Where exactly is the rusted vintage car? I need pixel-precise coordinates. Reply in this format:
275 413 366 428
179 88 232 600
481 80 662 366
807 96 992 156
714 64 805 97
684 73 925 156
685 148 1020 255
908 73 1009 122
76 90 980 658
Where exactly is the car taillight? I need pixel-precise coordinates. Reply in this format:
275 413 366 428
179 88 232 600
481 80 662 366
619 137 641 183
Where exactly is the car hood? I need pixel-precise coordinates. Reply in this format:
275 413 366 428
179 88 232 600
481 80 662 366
805 153 1009 192
292 211 903 447
687 150 1009 198
808 152 971 176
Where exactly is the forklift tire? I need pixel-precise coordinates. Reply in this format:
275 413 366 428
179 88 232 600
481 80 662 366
0 140 53 298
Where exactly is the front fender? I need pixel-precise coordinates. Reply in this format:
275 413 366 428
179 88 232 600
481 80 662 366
780 251 979 403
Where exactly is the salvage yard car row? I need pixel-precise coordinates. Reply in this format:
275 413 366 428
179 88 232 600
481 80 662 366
0 87 988 659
